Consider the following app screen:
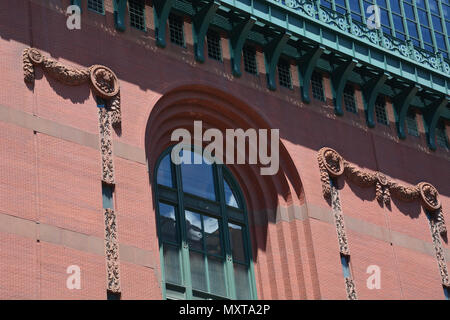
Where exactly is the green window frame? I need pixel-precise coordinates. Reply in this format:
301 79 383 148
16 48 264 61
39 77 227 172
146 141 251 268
436 119 449 149
243 46 258 75
406 110 419 137
343 84 357 114
154 147 257 300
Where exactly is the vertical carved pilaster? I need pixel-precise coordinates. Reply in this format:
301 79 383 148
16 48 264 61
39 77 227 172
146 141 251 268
331 184 350 256
345 277 358 300
104 208 121 293
99 108 115 185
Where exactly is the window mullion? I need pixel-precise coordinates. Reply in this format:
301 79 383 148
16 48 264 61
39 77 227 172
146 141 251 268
216 165 236 299
175 161 193 299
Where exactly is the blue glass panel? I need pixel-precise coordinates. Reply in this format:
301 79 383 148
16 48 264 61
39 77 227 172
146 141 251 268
389 0 400 13
428 0 439 14
432 15 443 32
340 254 351 278
185 210 203 250
393 14 404 32
224 179 239 208
157 153 173 188
418 9 429 26
421 26 433 43
435 33 446 49
350 1 361 13
408 21 418 37
159 203 178 243
377 0 387 8
415 0 425 9
204 215 221 255
335 0 346 6
403 4 414 18
380 9 390 25
229 223 245 263
102 183 114 209
180 150 216 201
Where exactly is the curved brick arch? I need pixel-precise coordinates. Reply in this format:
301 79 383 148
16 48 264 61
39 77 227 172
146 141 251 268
144 84 306 215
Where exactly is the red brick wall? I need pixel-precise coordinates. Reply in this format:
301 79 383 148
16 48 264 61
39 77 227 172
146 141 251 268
0 0 448 299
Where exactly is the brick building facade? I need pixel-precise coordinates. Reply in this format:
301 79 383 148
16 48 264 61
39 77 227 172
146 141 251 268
0 0 449 299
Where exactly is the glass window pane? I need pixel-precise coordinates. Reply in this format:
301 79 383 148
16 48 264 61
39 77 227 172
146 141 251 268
204 215 221 256
234 264 251 299
159 203 178 243
389 0 400 13
208 256 226 296
408 21 418 38
393 14 404 32
164 245 182 284
428 0 439 14
224 179 239 208
157 154 173 187
229 223 246 263
418 9 429 26
186 210 203 250
190 251 207 291
421 27 433 44
403 4 414 18
180 150 216 201
432 15 443 32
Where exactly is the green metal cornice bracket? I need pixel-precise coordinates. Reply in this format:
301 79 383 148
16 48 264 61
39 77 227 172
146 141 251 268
193 1 220 62
71 0 82 12
331 59 357 116
230 16 256 77
423 97 449 150
362 74 388 128
113 0 127 32
393 86 419 140
264 32 291 91
298 46 324 103
154 0 176 47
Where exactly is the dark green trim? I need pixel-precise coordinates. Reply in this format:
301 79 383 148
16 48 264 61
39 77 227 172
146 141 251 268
298 46 324 103
363 74 388 128
230 17 256 77
113 0 127 32
192 1 220 63
393 86 419 140
331 60 357 116
153 0 176 48
423 97 449 150
264 32 291 91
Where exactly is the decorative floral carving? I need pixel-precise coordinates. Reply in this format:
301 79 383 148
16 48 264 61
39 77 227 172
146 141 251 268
319 147 344 177
99 109 115 185
90 65 120 99
104 208 121 293
22 48 121 123
345 277 358 300
331 185 350 255
419 182 442 212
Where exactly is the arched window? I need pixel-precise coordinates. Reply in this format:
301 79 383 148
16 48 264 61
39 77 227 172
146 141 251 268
154 147 257 300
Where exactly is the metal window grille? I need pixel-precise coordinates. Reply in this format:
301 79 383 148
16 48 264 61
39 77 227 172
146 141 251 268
406 111 419 137
278 59 292 88
311 71 325 102
343 85 357 113
207 30 222 61
243 46 257 75
169 14 184 47
87 0 104 13
129 0 145 31
375 97 389 126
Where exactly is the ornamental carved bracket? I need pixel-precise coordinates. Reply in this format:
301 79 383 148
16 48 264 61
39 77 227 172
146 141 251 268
23 48 121 126
318 147 449 288
318 147 446 235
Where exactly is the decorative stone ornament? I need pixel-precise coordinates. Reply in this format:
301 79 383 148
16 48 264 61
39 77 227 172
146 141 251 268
418 182 442 212
318 147 448 289
23 48 122 294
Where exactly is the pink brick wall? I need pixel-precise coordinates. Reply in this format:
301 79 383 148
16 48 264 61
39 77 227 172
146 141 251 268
0 0 448 300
